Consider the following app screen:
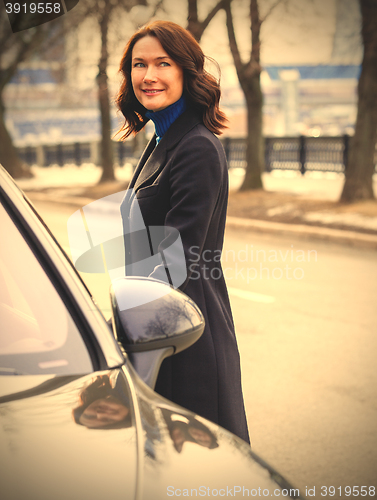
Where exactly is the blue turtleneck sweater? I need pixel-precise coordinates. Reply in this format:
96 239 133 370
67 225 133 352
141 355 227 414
145 95 187 144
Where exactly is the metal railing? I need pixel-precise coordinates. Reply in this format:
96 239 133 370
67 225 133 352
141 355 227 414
16 135 377 174
222 135 352 174
16 140 136 168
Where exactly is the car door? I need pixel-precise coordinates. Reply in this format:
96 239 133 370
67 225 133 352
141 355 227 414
0 174 140 500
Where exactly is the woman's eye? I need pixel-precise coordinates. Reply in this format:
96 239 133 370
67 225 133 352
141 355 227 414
160 62 170 67
133 62 145 68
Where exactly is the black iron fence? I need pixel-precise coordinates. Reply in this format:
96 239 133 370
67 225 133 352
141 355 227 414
222 135 353 174
16 140 135 168
16 135 377 174
265 135 349 174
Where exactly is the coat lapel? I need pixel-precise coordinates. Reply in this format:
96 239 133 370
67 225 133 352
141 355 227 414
133 138 167 192
132 108 202 194
128 136 156 191
122 136 156 208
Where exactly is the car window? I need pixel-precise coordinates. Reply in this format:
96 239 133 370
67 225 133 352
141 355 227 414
0 202 92 375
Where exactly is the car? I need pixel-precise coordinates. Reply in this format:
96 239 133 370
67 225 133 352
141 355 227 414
0 164 303 500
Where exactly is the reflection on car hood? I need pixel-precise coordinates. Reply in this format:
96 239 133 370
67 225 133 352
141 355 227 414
0 371 138 500
127 365 303 500
0 368 303 500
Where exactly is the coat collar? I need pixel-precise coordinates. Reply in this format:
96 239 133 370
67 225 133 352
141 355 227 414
131 108 202 193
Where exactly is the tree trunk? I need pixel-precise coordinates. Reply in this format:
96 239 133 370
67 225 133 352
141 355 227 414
0 95 30 178
97 5 115 183
224 0 264 191
0 18 47 180
240 74 264 191
186 0 225 42
340 0 377 202
187 0 201 41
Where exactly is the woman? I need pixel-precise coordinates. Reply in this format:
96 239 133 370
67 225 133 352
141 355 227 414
162 409 219 453
116 20 249 443
73 374 132 429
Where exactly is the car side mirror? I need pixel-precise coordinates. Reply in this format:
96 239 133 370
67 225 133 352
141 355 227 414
110 277 204 389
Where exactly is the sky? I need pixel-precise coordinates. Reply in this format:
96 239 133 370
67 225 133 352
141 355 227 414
64 0 363 92
198 0 362 87
134 0 362 85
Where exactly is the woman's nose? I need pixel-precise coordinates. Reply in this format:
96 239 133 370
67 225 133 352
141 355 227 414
143 66 157 83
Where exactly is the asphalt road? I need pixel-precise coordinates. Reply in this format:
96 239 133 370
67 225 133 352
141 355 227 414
223 226 377 498
31 198 377 499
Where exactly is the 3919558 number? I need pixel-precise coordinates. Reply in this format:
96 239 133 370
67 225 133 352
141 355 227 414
321 486 376 496
5 3 61 14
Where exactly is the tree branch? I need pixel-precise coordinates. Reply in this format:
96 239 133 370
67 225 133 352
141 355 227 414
151 0 165 17
188 0 198 24
200 0 226 35
260 0 286 23
0 27 47 92
250 0 261 66
223 0 244 73
187 0 225 41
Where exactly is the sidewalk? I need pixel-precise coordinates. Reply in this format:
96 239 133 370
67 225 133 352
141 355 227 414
228 169 377 249
19 164 377 250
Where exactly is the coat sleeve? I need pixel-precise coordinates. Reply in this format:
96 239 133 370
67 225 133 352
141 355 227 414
148 132 226 291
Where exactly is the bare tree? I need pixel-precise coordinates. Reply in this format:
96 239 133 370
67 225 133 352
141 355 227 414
72 0 147 183
341 0 377 202
185 0 271 191
223 0 268 191
0 5 59 178
97 0 116 183
0 0 148 182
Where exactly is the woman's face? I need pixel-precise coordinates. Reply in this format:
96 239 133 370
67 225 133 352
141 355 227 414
188 427 212 448
131 35 184 112
79 397 129 428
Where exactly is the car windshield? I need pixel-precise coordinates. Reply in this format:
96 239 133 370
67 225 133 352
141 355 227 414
0 201 92 375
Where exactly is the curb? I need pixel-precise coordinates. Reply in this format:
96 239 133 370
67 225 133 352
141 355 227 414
27 192 377 251
226 216 377 251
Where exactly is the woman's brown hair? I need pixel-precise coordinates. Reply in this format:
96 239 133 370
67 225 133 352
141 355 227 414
116 20 227 138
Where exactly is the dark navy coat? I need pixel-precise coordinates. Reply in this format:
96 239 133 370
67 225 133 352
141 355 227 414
120 109 249 443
